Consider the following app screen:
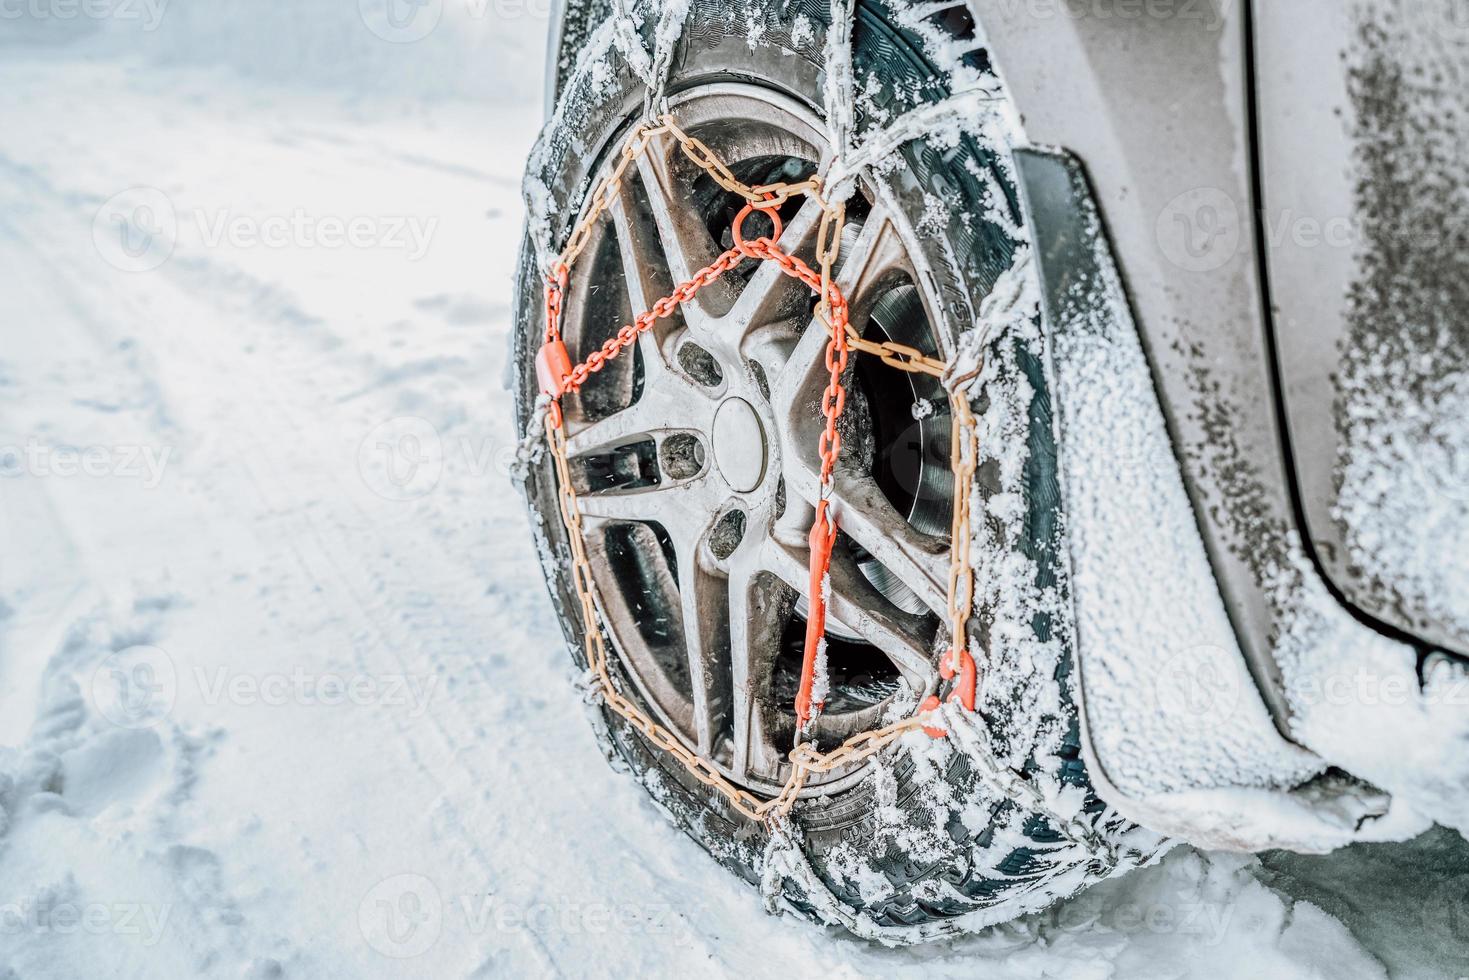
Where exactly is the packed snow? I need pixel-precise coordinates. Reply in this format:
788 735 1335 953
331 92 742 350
0 2 1464 977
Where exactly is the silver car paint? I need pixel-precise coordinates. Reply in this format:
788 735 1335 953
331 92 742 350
983 0 1469 836
975 0 1302 730
1256 0 1469 655
1013 146 1398 850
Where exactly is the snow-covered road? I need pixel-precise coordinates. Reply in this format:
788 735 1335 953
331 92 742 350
0 24 1463 980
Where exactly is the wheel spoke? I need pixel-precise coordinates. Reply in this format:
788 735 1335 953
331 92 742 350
564 377 711 459
768 204 902 427
608 181 673 314
607 190 680 383
727 194 825 324
762 537 938 696
833 480 950 619
672 523 731 755
763 200 950 618
709 194 826 369
726 534 787 782
831 205 909 314
633 137 739 325
575 472 711 524
768 297 832 446
785 464 950 619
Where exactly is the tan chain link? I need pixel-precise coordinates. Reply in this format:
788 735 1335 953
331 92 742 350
946 384 979 680
540 115 982 824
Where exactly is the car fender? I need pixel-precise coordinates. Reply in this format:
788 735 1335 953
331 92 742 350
981 0 1469 842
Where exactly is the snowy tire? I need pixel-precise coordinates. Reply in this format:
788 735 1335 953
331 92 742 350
515 0 1153 942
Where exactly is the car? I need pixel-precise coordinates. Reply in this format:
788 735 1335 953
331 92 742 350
512 0 1469 943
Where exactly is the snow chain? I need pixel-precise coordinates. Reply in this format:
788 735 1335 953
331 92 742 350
532 114 984 827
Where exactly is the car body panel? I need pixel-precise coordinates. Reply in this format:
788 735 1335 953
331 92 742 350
981 0 1469 838
1254 0 1469 656
1014 146 1401 851
975 0 1299 730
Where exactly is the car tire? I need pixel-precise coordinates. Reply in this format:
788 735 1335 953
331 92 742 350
514 0 1155 942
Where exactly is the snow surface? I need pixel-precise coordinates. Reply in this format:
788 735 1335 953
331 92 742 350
0 2 1462 977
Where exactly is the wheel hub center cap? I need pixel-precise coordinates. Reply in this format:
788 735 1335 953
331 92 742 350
711 397 767 493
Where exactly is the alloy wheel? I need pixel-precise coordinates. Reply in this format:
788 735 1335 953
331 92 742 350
557 82 958 796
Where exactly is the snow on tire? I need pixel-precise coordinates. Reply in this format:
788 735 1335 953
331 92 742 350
514 0 1166 943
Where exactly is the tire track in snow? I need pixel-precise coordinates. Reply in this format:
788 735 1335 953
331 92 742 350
114 263 571 975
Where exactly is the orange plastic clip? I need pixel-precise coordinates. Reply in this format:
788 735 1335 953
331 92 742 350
920 647 977 738
536 339 572 398
536 340 573 428
794 498 837 729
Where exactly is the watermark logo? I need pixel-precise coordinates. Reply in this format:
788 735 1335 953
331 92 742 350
1411 399 1469 503
882 419 951 505
359 874 443 958
359 0 443 43
1414 441 1469 503
0 439 171 488
1291 666 1469 709
1424 0 1469 43
1153 644 1244 732
461 896 694 945
998 0 1227 30
89 645 178 729
1424 875 1469 949
193 208 437 260
358 0 553 41
1099 419 1174 485
357 874 696 956
93 187 438 271
93 647 440 725
1037 896 1234 945
0 899 171 946
355 417 524 501
1155 187 1241 273
358 417 444 501
0 0 169 30
93 186 177 273
193 667 439 717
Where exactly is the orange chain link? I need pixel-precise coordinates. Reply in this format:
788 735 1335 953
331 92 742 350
533 116 980 823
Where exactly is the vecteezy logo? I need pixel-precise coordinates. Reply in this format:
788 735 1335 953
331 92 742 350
359 0 444 43
1154 644 1244 732
357 417 443 501
93 187 178 272
358 874 442 958
1426 0 1469 44
1103 415 1170 485
1414 439 1469 503
1155 187 1241 273
89 645 178 729
883 419 951 504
